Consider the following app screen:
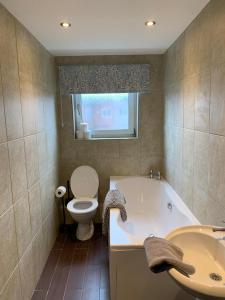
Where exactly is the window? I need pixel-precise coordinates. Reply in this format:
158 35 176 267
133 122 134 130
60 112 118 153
73 93 138 139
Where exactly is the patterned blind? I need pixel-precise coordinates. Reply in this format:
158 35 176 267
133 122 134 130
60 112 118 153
58 64 150 95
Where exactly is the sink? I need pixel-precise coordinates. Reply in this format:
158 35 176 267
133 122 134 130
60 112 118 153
166 225 225 300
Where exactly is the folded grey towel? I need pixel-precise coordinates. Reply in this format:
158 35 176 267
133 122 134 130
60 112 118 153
102 189 127 236
144 237 195 277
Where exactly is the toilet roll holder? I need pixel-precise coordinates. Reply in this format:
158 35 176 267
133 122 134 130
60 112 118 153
59 181 74 233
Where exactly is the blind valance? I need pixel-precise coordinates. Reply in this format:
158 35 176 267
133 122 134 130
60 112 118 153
58 64 150 95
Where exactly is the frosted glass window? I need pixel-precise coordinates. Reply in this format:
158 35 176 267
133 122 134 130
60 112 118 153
73 93 138 139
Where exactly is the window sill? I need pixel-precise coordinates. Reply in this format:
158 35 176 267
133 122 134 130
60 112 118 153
74 137 138 141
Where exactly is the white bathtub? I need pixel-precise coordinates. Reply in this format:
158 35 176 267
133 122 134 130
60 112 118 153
109 176 199 300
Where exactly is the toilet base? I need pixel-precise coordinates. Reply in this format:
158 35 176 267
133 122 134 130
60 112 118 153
76 221 94 241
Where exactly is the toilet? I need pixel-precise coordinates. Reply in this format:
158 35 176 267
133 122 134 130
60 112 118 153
66 165 99 241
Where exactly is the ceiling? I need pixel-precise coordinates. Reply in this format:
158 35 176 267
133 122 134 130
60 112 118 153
1 0 209 56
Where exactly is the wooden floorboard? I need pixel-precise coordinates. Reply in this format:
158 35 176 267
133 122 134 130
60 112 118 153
32 225 110 300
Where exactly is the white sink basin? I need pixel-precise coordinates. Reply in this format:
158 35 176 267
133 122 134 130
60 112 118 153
166 225 225 300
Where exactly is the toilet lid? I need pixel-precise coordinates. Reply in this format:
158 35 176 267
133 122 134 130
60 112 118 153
70 166 99 198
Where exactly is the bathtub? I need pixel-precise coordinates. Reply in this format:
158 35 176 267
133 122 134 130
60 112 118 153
109 176 199 300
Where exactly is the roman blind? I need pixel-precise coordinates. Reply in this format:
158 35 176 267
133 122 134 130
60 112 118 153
58 64 150 95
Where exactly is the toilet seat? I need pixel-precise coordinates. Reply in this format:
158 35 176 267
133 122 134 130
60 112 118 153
70 166 99 198
67 198 98 214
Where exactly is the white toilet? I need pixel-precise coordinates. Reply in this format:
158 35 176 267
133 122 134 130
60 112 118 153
66 165 99 241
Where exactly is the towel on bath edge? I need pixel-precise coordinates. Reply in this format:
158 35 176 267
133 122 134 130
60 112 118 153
144 236 195 277
102 189 127 236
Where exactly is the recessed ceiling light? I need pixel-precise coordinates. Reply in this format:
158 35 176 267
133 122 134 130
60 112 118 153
145 20 156 27
60 22 71 29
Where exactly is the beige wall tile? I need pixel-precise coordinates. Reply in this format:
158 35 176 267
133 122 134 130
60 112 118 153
119 139 140 159
140 156 162 175
0 267 22 300
42 211 58 259
42 218 50 261
37 132 48 177
194 131 210 191
32 228 44 284
0 3 58 298
40 176 49 221
183 20 200 77
0 207 18 291
209 134 225 206
212 0 225 35
173 33 185 82
195 70 210 132
182 129 194 177
207 196 225 227
164 86 174 127
173 161 184 197
164 130 174 168
173 127 183 170
71 140 98 160
0 143 12 216
140 122 163 157
211 34 225 67
139 92 164 126
164 46 175 85
15 22 34 81
210 63 225 135
183 76 196 129
24 135 39 188
0 6 23 140
164 1 225 226
44 92 57 131
46 129 58 169
30 41 43 85
20 77 37 136
0 72 7 143
28 182 42 236
197 4 213 69
1 75 23 140
171 83 183 127
96 140 120 159
192 185 210 224
100 157 140 177
8 138 27 202
14 194 31 258
35 86 45 132
139 93 163 141
19 245 35 300
181 174 193 210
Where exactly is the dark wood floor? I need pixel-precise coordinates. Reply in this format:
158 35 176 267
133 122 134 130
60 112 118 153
32 225 109 300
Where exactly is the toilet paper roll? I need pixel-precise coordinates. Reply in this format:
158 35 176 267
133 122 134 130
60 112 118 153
83 130 92 140
76 130 84 139
55 186 66 198
80 122 88 132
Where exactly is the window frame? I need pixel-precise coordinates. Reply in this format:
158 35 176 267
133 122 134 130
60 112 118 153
72 92 139 139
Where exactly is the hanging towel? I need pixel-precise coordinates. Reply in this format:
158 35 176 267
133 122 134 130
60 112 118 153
144 236 195 277
102 189 127 236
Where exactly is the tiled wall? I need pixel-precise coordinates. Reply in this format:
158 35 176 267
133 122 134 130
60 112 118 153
164 0 225 225
0 4 59 299
56 55 164 220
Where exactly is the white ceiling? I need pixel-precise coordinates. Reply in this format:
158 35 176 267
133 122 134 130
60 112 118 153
1 0 209 56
